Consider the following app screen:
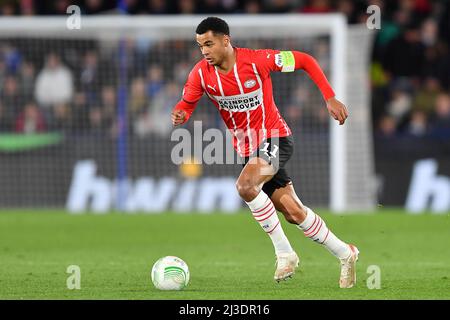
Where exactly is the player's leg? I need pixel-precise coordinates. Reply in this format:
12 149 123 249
236 157 299 281
270 183 359 288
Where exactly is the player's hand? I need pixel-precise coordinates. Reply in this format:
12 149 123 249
326 97 349 125
171 109 186 126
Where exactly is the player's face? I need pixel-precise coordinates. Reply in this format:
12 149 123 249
196 31 229 66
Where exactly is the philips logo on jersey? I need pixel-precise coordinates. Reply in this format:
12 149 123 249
213 89 263 112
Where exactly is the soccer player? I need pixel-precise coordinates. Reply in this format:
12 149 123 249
171 17 359 288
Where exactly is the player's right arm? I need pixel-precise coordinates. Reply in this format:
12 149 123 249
171 64 204 126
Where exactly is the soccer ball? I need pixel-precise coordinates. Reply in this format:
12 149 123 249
151 256 190 290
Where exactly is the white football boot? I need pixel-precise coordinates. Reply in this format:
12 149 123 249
274 251 299 282
339 244 359 288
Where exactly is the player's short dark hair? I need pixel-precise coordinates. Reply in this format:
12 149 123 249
196 17 230 36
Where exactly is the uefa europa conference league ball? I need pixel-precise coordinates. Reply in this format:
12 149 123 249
151 256 190 290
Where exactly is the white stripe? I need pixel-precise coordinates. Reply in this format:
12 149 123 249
233 64 244 93
277 110 290 135
215 67 241 155
198 68 213 100
233 64 253 154
252 63 266 141
214 67 225 96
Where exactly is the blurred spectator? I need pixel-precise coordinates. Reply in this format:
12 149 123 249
176 0 196 14
439 1 450 44
146 65 165 98
71 92 90 133
336 0 358 24
84 0 107 15
146 0 170 14
0 1 17 15
34 53 74 111
385 78 413 125
196 0 227 14
1 75 23 131
265 0 293 13
100 86 117 136
48 0 72 15
15 102 46 133
222 0 238 13
80 51 101 105
20 0 36 16
242 0 262 14
173 61 191 86
429 93 450 139
128 77 148 124
19 61 35 102
299 0 331 13
1 44 22 74
382 24 425 79
100 85 116 119
135 81 180 137
0 59 5 91
376 115 397 138
0 102 7 131
405 110 428 137
411 77 440 115
420 18 438 47
422 42 448 83
51 103 72 131
118 0 141 14
88 106 110 135
286 85 309 126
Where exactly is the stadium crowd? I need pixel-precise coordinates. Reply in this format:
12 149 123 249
0 0 449 140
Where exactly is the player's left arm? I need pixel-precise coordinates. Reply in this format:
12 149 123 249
257 49 349 125
291 51 348 125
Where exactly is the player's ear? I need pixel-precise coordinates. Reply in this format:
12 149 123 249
223 35 230 47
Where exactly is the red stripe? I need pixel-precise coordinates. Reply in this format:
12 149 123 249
266 221 280 234
305 217 322 237
253 204 274 218
321 230 330 244
309 220 324 239
303 215 317 233
252 200 271 214
256 209 275 222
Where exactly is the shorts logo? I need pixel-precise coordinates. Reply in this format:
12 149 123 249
260 142 279 159
244 79 256 89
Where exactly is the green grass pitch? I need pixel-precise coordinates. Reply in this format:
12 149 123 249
0 209 449 299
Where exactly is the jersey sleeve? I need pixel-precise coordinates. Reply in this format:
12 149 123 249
181 64 204 104
253 49 281 77
173 63 204 124
254 49 335 101
253 49 297 77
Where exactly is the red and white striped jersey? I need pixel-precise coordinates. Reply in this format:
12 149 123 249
179 47 292 157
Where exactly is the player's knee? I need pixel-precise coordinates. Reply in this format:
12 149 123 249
235 180 259 202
